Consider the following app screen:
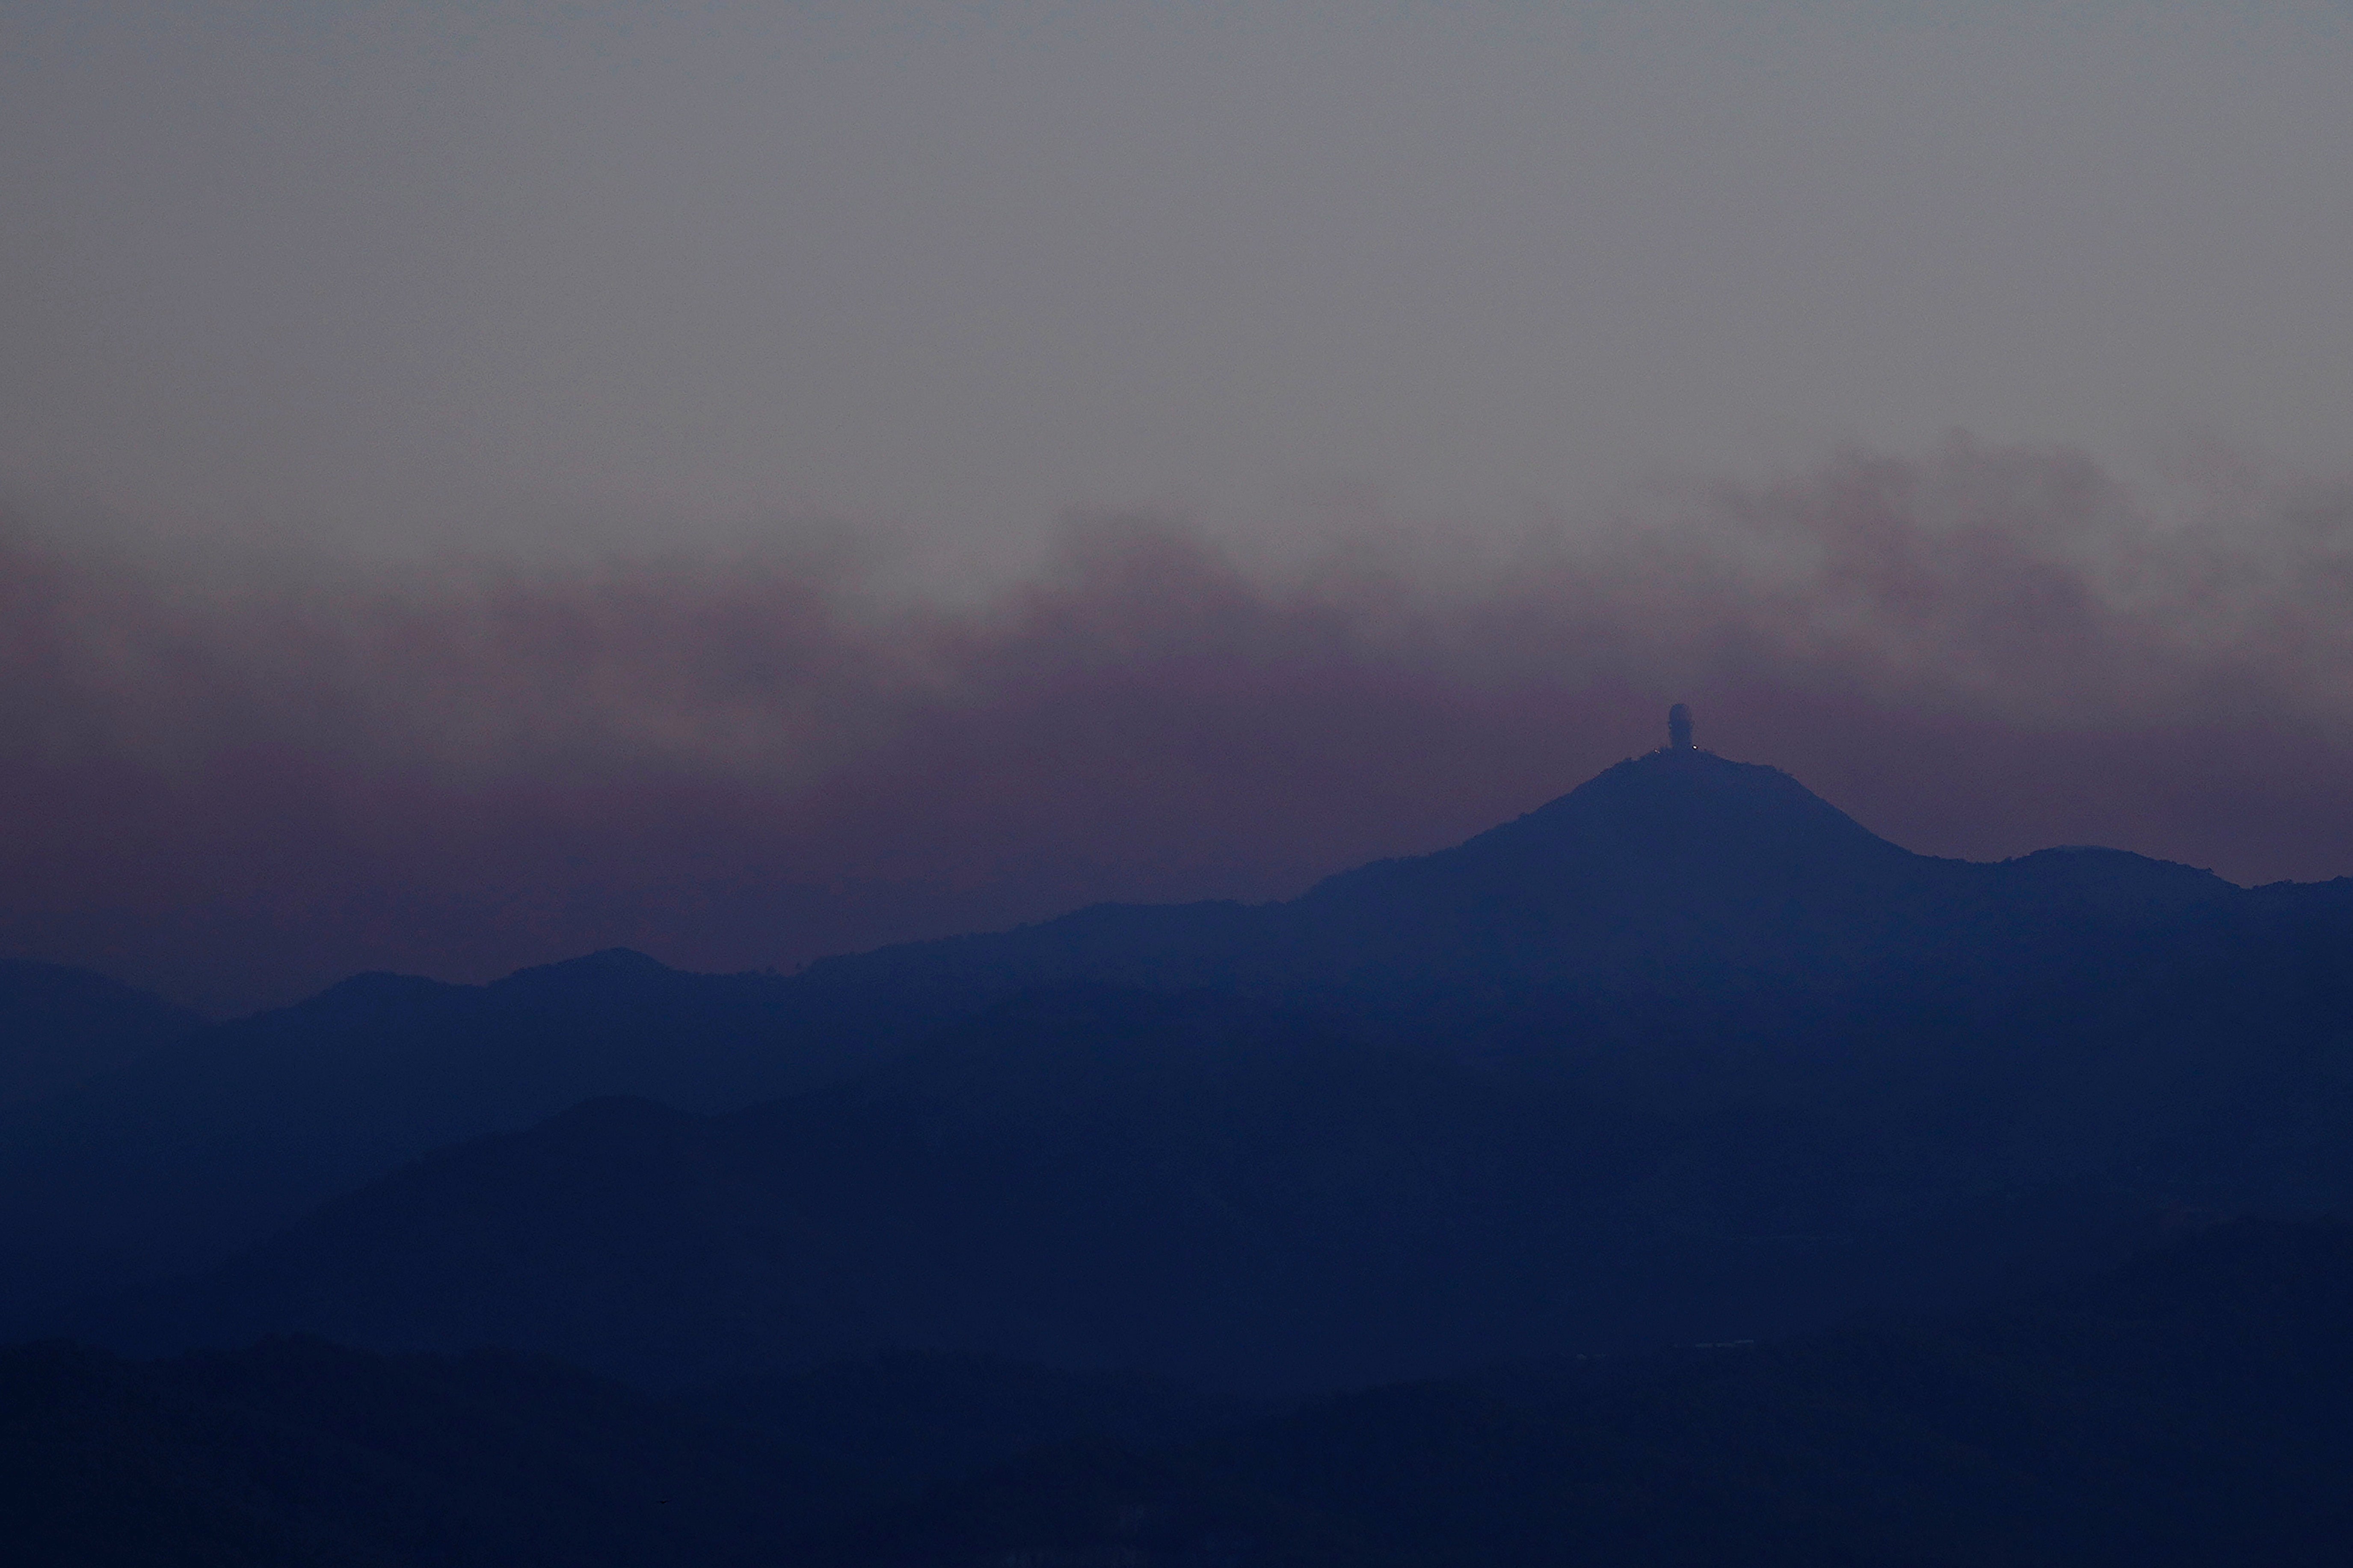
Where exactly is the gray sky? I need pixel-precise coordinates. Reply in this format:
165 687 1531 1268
7 1 2350 577
9 3 2353 1010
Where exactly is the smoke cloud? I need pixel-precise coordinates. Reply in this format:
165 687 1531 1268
6 436 2351 1015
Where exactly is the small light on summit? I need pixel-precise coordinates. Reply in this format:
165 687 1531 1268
1668 702 1695 751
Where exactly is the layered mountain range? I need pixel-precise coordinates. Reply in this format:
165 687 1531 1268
10 744 2353 1392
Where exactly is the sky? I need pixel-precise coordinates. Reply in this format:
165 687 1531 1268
4 2 2352 1012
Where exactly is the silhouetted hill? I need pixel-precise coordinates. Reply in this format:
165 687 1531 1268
781 750 2258 1060
0 1336 824 1567
1305 749 1923 946
20 746 2353 1372
87 959 2352 1389
833 1216 2353 1567
0 1337 1239 1568
0 947 965 1323
92 990 1576 1385
0 959 202 1110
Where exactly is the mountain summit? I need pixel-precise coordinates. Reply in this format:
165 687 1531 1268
1279 720 1939 1022
1316 737 1914 912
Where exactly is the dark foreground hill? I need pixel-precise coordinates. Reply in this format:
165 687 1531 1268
13 1219 2353 1567
0 1336 1232 1568
836 1216 2353 1568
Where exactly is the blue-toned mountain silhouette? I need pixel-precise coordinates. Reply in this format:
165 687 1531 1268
28 740 2353 1388
0 959 202 1111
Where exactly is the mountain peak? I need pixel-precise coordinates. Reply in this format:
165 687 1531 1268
1485 744 1904 876
1305 739 1913 927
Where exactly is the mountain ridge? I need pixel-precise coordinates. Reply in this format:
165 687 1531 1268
14 745 2352 1366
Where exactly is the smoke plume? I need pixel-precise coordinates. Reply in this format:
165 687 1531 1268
6 436 2350 1013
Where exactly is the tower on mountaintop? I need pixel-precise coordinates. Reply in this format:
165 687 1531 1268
1668 702 1695 751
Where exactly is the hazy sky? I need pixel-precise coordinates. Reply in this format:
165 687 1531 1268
6 3 2353 1009
7 1 2349 570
